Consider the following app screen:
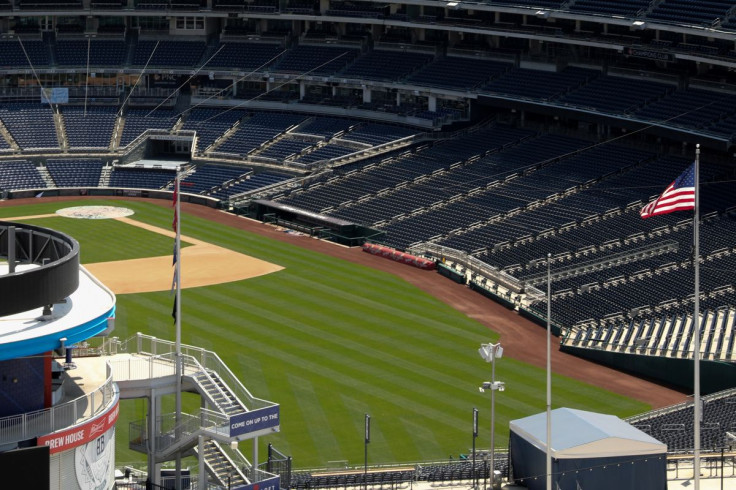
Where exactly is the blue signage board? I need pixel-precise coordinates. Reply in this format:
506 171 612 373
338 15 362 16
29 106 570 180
233 475 280 490
229 405 280 437
41 87 69 104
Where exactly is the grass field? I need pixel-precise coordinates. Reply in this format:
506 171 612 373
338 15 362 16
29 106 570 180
1 199 650 469
11 215 192 263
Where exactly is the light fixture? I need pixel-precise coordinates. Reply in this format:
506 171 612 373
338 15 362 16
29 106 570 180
478 342 504 488
478 342 503 362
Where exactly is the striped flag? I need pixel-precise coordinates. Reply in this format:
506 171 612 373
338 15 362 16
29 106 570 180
640 163 695 219
172 182 178 233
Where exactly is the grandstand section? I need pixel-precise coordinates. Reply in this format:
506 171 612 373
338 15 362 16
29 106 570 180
0 0 736 486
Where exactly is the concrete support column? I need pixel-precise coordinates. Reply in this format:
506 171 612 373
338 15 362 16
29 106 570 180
148 389 161 487
7 226 15 273
428 95 437 112
362 87 371 104
253 437 259 480
300 81 306 100
198 436 206 489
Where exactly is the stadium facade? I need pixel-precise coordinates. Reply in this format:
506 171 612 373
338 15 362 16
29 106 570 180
0 0 735 487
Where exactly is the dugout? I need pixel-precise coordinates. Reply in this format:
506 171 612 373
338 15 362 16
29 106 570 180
509 408 667 490
247 199 384 246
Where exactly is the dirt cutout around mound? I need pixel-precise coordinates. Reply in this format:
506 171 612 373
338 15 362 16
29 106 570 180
83 216 283 294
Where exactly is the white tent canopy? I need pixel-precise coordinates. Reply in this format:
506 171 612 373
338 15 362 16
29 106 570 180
509 407 667 459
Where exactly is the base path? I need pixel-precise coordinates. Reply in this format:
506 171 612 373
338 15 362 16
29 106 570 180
1 197 689 408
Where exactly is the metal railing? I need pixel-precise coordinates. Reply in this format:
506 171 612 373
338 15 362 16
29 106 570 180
108 353 178 381
109 349 241 415
408 242 526 295
130 408 231 458
0 362 117 446
103 333 276 411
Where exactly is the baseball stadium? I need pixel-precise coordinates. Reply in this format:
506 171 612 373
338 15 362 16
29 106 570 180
0 0 735 488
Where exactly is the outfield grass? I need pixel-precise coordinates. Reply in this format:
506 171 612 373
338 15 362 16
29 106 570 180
11 215 191 263
1 200 650 469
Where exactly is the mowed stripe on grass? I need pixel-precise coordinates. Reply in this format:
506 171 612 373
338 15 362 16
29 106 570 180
10 214 191 263
0 199 650 468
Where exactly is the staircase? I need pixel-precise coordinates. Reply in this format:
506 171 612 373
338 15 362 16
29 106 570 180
37 165 55 187
109 334 281 488
0 119 20 151
53 109 68 151
110 112 124 151
191 370 247 416
207 119 243 154
99 164 112 186
196 439 249 488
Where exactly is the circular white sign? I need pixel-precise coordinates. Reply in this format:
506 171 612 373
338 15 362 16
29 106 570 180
74 426 115 490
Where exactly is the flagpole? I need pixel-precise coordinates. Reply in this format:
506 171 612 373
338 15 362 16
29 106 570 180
693 144 701 490
546 252 552 490
175 169 183 488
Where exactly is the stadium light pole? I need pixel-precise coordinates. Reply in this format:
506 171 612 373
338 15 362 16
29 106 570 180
693 144 701 490
472 407 478 490
364 413 370 490
546 253 552 490
479 342 504 489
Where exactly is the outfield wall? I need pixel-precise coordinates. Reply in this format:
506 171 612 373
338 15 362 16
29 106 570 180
561 344 736 395
7 187 219 208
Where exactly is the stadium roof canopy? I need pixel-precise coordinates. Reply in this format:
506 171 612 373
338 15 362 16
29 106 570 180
510 407 666 458
509 408 667 490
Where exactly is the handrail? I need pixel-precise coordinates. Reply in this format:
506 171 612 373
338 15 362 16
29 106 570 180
520 239 679 285
107 350 240 413
220 438 254 481
130 407 231 457
0 361 116 446
408 242 526 295
104 333 276 411
180 354 242 413
627 386 736 424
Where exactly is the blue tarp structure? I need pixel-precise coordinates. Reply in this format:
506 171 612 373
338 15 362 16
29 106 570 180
509 408 667 490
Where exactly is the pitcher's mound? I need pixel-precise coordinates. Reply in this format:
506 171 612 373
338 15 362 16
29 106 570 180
57 206 135 219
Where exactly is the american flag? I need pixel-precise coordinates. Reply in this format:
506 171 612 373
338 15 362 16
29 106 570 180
640 162 695 219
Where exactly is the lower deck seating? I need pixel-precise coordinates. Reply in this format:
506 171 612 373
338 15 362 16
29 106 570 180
109 167 176 189
627 389 736 452
180 164 251 194
46 158 104 187
210 172 291 200
0 160 45 190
